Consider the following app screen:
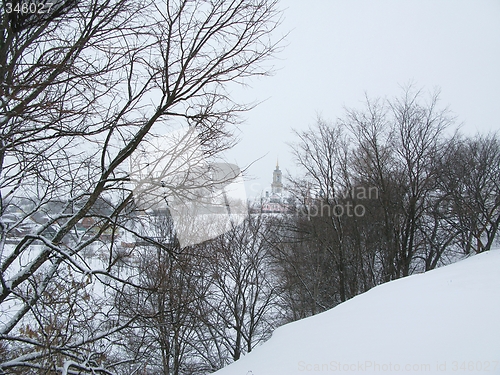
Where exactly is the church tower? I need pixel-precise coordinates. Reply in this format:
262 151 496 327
271 159 283 194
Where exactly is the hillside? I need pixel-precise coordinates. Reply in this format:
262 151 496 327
213 250 500 375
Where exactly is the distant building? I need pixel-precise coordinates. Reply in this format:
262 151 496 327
254 160 293 214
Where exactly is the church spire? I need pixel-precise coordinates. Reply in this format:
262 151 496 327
272 159 283 194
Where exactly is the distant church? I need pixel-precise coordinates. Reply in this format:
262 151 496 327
271 160 283 194
259 160 292 214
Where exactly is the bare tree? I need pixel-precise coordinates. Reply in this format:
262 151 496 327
200 213 279 363
389 87 455 276
286 119 378 307
0 0 282 373
288 121 352 303
282 87 459 320
439 133 500 254
344 87 456 278
113 212 214 375
342 97 403 282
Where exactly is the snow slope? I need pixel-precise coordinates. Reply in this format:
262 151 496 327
213 250 500 375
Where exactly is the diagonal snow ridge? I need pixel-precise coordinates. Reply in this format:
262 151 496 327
214 249 500 375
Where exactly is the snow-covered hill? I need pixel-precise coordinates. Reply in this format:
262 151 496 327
214 250 500 375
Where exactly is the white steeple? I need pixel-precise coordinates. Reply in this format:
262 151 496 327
271 159 283 194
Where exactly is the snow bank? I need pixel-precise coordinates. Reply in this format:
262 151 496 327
213 250 500 375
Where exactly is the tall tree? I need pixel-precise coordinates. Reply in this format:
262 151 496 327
283 87 459 319
439 134 500 254
201 213 279 363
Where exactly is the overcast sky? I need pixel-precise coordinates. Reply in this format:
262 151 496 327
224 0 500 198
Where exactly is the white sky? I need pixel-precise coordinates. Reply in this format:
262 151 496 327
225 0 500 198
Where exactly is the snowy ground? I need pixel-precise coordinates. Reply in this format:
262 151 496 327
213 249 500 375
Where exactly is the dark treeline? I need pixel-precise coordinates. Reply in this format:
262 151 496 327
273 87 500 319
